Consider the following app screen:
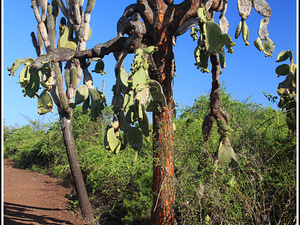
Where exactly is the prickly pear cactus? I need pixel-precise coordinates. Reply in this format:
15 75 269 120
235 0 275 56
104 46 165 162
8 58 50 99
92 59 107 75
216 110 239 169
191 4 236 73
38 90 54 115
10 0 103 122
275 50 296 132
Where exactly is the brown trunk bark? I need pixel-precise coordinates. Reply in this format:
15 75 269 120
59 108 94 223
151 108 175 225
150 8 176 222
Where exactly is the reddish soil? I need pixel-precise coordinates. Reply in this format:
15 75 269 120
3 159 90 225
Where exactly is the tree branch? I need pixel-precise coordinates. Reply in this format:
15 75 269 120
137 0 154 25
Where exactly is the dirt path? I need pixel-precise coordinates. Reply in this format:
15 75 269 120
4 158 89 225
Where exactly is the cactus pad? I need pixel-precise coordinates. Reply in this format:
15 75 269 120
8 59 24 76
38 90 53 115
75 84 89 104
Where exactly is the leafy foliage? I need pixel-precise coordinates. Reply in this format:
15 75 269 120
4 87 296 224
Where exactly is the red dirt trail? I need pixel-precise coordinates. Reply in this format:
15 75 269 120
3 158 89 225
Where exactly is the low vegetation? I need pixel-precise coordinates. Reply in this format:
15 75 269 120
4 87 296 225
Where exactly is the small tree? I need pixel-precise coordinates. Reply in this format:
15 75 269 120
9 0 276 224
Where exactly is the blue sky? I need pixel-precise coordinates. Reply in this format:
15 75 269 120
2 1 298 128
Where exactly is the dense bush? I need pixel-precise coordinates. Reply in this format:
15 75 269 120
4 87 296 224
174 87 296 224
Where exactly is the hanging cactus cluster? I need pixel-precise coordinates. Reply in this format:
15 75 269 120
235 0 275 56
215 111 239 169
275 50 297 132
104 46 167 162
191 4 236 73
69 84 106 119
8 58 54 114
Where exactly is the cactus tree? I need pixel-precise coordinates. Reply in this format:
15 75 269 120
9 0 274 224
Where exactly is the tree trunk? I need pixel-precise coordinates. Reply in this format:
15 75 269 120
151 107 175 225
59 108 94 223
150 17 176 223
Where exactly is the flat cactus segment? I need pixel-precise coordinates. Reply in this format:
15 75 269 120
104 127 110 150
8 59 24 76
117 68 129 94
254 37 263 51
137 102 144 121
58 25 69 48
148 80 163 94
107 127 121 154
150 90 167 110
118 111 130 132
219 16 229 34
217 138 236 165
19 66 31 88
237 0 253 20
82 97 90 114
190 27 199 41
89 88 102 119
126 104 138 124
47 2 52 14
276 50 292 63
195 48 210 73
65 41 78 50
38 90 53 115
138 104 150 138
242 19 250 46
221 33 236 53
235 20 242 39
145 100 161 112
123 90 135 113
275 64 290 76
92 59 106 75
253 0 271 17
126 127 143 151
258 17 269 40
71 67 77 84
261 37 275 57
204 21 223 53
143 46 158 55
24 58 35 66
278 74 293 90
86 0 96 13
75 84 89 104
51 0 59 17
40 62 52 79
197 6 209 23
203 0 214 10
132 68 148 89
64 69 70 87
38 0 47 13
87 27 92 41
219 48 226 69
111 119 119 130
24 67 41 98
148 80 167 108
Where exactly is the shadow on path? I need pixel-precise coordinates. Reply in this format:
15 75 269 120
4 202 75 225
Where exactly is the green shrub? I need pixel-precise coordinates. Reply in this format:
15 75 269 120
4 86 296 224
